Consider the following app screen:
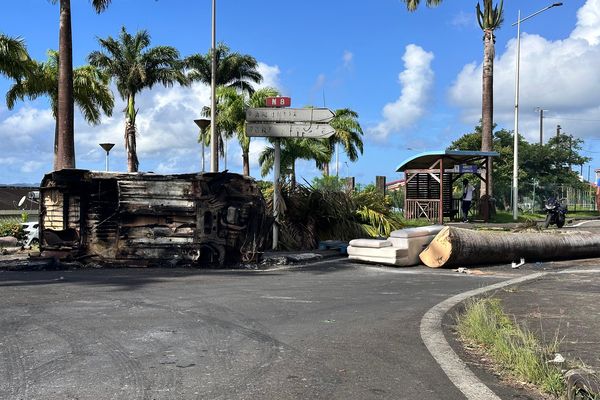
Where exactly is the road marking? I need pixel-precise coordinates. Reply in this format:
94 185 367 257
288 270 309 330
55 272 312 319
420 272 547 400
571 220 594 227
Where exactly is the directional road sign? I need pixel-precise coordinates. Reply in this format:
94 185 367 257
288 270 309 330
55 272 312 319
246 108 334 123
246 122 335 138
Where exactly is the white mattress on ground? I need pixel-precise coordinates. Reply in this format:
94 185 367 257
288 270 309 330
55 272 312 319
389 225 444 238
348 239 392 248
348 255 417 266
347 245 408 258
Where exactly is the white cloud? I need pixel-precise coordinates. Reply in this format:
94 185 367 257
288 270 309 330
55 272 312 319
0 106 54 146
257 62 282 90
368 44 435 141
0 61 282 183
449 0 600 143
450 11 473 29
342 50 354 68
572 0 600 45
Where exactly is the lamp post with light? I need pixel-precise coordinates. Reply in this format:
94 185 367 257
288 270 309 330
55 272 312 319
194 119 210 172
99 143 115 172
512 2 563 220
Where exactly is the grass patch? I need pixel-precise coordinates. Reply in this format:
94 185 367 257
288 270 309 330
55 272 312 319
457 298 565 397
490 211 544 223
396 216 433 228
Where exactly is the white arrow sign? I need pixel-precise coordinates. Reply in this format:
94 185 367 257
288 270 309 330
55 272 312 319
246 108 334 123
246 122 335 138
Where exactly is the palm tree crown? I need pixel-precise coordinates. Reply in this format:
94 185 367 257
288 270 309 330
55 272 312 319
6 50 114 170
0 33 31 80
89 26 188 172
326 108 364 176
185 44 262 95
259 139 331 188
402 0 443 11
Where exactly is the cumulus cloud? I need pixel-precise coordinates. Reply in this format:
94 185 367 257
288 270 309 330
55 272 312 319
257 62 282 90
368 44 435 141
449 0 600 143
0 62 282 183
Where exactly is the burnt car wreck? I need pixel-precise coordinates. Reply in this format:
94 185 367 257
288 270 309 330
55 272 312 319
39 169 269 266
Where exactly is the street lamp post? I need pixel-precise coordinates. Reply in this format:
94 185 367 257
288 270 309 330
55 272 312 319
194 119 210 172
99 143 114 172
210 0 218 173
512 2 563 220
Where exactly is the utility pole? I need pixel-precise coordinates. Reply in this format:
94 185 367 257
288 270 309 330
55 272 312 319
568 135 572 171
536 108 547 145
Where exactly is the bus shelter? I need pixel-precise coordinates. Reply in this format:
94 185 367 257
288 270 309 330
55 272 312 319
395 150 499 224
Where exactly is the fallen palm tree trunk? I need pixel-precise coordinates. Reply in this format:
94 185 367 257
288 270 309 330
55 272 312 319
419 226 600 268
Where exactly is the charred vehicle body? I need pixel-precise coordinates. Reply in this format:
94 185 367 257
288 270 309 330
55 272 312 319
39 170 269 266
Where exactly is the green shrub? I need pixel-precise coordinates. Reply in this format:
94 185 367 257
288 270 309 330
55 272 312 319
264 183 403 250
0 222 25 240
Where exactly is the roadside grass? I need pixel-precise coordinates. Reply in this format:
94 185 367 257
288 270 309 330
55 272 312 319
397 217 433 228
456 297 566 397
491 211 543 223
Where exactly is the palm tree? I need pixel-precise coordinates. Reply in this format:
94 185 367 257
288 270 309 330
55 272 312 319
52 0 112 170
477 0 503 196
325 108 364 176
259 139 330 188
401 0 443 11
89 27 188 172
212 86 280 176
0 33 31 80
6 50 114 170
185 44 263 95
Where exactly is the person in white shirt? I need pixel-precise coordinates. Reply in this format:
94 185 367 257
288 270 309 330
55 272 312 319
461 179 475 222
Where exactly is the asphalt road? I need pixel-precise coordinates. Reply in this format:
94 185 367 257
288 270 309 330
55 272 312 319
0 260 523 400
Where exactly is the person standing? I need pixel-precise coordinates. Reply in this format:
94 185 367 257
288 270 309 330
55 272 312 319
462 179 475 222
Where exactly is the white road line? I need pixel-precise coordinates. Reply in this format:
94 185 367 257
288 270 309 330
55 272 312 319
420 272 547 400
571 220 595 227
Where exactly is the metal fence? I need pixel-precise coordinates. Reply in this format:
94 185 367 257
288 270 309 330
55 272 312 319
0 210 39 224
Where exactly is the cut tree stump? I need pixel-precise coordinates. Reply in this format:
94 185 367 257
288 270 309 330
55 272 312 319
419 226 600 268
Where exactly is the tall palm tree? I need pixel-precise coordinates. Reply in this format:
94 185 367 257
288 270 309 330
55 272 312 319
402 0 443 11
0 33 31 80
259 139 330 188
6 51 114 170
89 27 188 172
477 0 503 196
185 44 263 95
213 86 280 176
325 108 364 176
52 0 112 170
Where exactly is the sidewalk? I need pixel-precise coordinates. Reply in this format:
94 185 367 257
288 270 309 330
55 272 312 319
491 270 600 398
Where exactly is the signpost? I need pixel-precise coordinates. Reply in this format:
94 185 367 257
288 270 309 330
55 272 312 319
246 103 336 249
246 122 335 138
246 108 334 123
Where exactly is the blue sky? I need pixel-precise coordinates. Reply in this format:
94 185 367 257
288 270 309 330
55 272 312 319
1 0 598 185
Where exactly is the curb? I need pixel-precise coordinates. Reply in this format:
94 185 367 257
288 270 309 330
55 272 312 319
258 250 345 270
420 272 547 400
423 269 600 400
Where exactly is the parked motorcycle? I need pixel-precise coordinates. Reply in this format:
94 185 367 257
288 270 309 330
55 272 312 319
543 197 567 228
